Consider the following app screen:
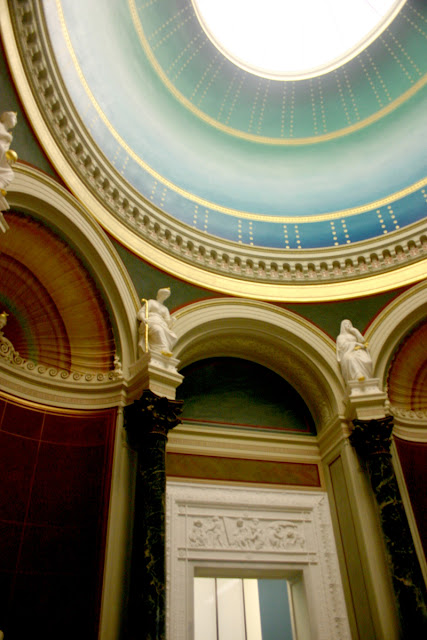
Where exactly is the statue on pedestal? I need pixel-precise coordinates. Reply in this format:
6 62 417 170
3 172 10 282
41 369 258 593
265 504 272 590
137 287 177 357
0 111 18 228
336 319 373 383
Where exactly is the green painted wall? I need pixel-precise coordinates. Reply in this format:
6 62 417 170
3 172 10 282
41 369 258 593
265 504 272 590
0 39 59 179
177 357 316 434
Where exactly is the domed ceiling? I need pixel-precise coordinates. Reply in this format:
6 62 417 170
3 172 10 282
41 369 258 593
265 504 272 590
5 0 427 299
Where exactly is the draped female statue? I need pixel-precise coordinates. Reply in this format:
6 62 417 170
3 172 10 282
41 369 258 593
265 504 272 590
336 319 373 383
137 287 177 356
0 111 18 211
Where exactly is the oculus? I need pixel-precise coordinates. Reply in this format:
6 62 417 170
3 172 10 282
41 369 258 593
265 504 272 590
192 0 406 80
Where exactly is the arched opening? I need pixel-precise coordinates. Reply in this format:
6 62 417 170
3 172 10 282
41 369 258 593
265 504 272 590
177 357 316 435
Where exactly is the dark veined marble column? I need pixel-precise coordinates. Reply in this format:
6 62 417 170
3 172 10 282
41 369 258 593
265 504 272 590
125 389 183 640
350 416 427 637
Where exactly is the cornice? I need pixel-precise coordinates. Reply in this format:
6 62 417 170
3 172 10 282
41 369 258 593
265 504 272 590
168 421 321 464
3 0 427 301
390 405 427 442
0 359 126 409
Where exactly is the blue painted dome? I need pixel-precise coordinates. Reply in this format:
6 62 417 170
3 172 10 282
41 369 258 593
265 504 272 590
44 0 426 251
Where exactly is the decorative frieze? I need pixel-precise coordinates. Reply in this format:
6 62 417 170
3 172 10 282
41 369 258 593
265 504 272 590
389 405 427 421
187 515 305 551
0 331 123 382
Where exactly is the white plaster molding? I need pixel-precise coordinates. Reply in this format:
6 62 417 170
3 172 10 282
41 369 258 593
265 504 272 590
166 481 351 640
3 0 427 301
0 350 184 410
367 280 427 385
0 358 127 409
0 335 123 383
392 421 427 443
347 378 382 397
390 402 427 441
127 353 183 401
391 406 427 421
345 379 388 420
316 416 351 461
168 421 321 465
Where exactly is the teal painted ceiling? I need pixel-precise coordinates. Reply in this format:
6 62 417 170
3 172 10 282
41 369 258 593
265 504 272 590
44 0 427 250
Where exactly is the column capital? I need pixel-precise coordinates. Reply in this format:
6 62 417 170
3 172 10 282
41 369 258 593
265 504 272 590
125 389 183 448
349 415 394 458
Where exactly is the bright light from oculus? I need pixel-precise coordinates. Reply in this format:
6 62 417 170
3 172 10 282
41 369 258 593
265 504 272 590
192 0 406 80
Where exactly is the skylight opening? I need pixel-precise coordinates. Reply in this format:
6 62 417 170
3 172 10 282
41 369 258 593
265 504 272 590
192 0 406 80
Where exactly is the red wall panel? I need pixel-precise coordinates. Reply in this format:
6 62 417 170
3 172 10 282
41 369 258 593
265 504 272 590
0 395 116 640
395 437 427 560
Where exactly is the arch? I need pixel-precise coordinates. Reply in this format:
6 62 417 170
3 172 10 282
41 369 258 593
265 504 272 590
173 298 344 431
367 280 427 389
177 356 316 434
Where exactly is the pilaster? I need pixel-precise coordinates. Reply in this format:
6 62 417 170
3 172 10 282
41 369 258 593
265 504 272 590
98 354 183 640
125 390 183 640
350 416 427 637
323 379 401 640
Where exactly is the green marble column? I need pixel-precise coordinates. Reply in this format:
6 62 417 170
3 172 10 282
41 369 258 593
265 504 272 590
125 390 183 640
350 416 427 637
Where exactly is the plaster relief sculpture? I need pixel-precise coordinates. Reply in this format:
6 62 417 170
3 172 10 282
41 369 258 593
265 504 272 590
189 517 225 548
187 515 304 551
0 111 18 230
336 319 373 383
137 287 177 356
230 517 263 550
268 521 304 549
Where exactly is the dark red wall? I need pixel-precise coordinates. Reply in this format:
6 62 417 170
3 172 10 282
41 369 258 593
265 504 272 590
395 437 427 560
0 394 116 640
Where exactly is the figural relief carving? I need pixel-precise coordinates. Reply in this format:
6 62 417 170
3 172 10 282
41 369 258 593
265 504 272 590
187 515 305 551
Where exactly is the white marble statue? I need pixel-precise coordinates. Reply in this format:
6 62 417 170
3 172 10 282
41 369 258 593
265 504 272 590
137 287 177 356
336 319 373 383
0 111 18 217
